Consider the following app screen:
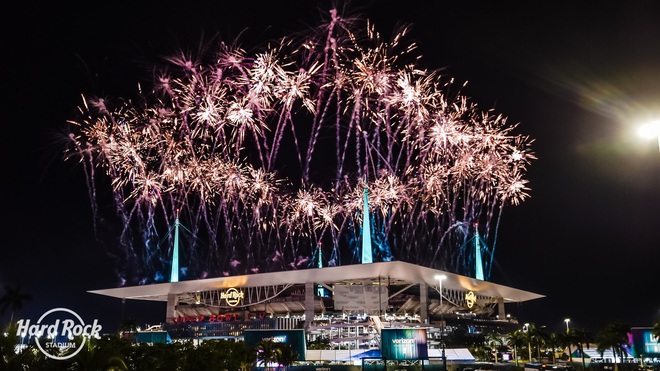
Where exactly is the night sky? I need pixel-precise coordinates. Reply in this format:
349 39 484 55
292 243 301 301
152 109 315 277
2 1 659 335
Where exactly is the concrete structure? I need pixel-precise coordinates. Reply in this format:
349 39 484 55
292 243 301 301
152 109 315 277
92 261 543 347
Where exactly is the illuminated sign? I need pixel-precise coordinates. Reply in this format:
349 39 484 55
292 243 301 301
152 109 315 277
16 308 103 360
629 327 660 357
221 288 244 306
465 291 476 309
171 313 242 323
244 329 307 360
381 328 428 360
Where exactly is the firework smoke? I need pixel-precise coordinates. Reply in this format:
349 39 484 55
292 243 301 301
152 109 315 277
67 9 535 285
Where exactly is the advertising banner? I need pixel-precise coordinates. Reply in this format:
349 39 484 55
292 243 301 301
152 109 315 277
244 329 307 360
380 328 428 360
629 327 660 357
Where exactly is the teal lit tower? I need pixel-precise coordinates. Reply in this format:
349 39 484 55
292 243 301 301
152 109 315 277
361 186 373 264
474 223 484 281
315 242 325 296
170 211 181 283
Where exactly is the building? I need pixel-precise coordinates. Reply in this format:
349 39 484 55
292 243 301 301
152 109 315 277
91 260 543 353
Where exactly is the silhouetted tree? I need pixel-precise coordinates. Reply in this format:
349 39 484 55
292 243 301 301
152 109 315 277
69 335 129 371
506 330 525 366
485 332 505 362
256 340 280 371
523 324 547 362
0 286 32 326
256 340 296 371
0 322 38 370
570 328 594 370
597 322 630 371
547 332 563 364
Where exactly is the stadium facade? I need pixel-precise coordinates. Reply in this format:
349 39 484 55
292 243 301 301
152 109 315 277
91 261 543 352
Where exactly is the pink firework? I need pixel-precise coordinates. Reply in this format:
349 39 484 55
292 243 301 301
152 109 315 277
66 8 535 284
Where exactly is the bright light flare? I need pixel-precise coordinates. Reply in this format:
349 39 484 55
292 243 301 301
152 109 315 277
638 121 660 139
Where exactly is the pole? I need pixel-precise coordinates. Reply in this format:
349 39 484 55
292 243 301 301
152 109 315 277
524 323 531 362
437 275 447 371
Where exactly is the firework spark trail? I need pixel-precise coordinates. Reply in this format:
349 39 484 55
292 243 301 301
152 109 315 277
66 8 535 285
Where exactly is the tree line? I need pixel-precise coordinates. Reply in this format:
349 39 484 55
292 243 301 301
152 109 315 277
2 285 659 371
1 324 295 371
477 322 658 371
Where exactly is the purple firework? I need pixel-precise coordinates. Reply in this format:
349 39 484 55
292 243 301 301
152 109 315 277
66 8 535 285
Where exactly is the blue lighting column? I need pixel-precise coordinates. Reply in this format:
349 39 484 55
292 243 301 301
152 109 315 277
474 224 484 280
361 186 373 264
170 211 181 283
316 242 325 297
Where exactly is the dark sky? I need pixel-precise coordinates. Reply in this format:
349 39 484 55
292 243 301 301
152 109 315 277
2 1 659 335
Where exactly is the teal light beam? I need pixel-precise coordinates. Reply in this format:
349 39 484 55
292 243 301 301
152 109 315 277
362 186 373 264
474 224 484 280
170 211 180 283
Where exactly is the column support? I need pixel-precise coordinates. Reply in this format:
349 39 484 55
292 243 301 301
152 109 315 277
305 281 315 331
497 297 506 319
166 293 178 323
420 282 428 324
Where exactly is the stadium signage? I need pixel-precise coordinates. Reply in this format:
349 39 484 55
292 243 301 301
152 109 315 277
262 335 287 343
172 313 243 323
465 290 476 309
220 287 244 306
244 329 307 360
16 308 102 360
381 328 428 360
171 312 269 323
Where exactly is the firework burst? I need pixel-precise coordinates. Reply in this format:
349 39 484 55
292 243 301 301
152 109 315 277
67 9 535 285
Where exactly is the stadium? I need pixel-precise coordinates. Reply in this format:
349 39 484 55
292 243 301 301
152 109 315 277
90 260 544 363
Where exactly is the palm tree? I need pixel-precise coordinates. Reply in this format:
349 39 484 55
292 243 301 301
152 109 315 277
226 340 257 371
485 332 505 363
547 332 563 364
182 340 229 371
0 285 32 325
526 324 547 362
523 327 534 362
570 328 593 370
275 342 297 370
256 340 298 371
506 330 525 366
597 321 630 371
558 331 573 364
131 342 184 371
0 322 38 370
257 340 282 371
70 335 128 371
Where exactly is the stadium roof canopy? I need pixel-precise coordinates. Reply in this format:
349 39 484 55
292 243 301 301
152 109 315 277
90 261 544 303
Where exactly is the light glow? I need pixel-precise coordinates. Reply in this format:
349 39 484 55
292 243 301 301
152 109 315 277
638 121 660 139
